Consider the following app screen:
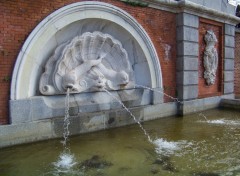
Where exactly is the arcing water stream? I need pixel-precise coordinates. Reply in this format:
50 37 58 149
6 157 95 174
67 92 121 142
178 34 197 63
103 87 188 158
134 84 182 104
53 84 236 175
53 88 77 174
63 88 70 150
103 88 153 143
135 84 210 121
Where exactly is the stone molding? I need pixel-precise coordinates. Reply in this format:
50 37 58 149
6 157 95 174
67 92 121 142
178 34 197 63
11 1 162 100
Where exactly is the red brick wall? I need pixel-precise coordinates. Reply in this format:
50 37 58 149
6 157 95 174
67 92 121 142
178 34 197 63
0 0 177 124
235 32 240 98
198 18 223 98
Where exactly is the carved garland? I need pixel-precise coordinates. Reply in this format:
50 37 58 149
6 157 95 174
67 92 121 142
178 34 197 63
203 30 218 86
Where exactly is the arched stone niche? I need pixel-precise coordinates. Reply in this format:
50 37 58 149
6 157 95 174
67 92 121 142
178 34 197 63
11 1 162 100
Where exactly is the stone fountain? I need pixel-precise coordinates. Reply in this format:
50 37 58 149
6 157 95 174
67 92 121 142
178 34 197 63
1 0 238 148
6 1 167 147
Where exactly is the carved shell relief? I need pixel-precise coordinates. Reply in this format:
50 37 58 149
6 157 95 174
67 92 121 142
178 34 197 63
39 32 134 95
203 30 218 86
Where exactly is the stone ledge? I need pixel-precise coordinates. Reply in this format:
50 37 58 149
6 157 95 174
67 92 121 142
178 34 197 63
0 102 177 148
220 98 240 110
3 96 237 148
9 89 155 124
178 94 235 115
0 120 53 149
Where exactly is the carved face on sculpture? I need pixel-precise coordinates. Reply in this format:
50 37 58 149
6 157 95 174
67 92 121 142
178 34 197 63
204 30 217 46
39 32 134 95
62 71 77 90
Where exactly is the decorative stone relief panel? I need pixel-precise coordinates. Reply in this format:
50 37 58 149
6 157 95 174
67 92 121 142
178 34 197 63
11 1 162 100
39 32 135 95
203 30 218 85
198 19 223 98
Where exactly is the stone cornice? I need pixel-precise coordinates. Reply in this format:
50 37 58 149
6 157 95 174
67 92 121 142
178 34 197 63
142 0 240 25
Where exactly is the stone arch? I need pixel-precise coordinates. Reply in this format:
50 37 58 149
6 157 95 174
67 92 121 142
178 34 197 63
11 1 162 100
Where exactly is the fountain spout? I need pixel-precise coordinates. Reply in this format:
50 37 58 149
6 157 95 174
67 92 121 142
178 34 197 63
65 84 74 92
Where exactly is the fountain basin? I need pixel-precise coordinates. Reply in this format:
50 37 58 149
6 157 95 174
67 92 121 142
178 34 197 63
1 91 234 148
0 109 240 176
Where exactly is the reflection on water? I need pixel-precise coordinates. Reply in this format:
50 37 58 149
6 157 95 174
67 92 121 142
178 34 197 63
0 109 240 176
200 119 240 126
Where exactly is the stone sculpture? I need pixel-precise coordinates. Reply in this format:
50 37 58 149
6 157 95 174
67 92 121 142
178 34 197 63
39 32 134 95
203 30 218 85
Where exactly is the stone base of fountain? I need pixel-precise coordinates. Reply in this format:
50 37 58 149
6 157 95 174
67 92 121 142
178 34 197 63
220 98 240 110
178 94 235 115
1 91 234 148
9 88 163 124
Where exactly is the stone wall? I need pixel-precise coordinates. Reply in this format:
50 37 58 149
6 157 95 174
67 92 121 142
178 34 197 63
235 30 240 98
1 0 239 125
0 0 177 125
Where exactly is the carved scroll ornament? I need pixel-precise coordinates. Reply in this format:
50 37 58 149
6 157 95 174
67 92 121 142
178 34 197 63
39 32 134 95
203 30 218 85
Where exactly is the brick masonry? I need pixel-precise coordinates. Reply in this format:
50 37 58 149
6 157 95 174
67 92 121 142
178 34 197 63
0 0 177 124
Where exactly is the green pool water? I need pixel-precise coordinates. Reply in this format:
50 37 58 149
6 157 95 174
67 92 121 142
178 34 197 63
0 109 240 176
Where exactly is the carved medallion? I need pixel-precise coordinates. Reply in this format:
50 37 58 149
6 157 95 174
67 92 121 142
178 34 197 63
203 30 218 85
39 32 134 95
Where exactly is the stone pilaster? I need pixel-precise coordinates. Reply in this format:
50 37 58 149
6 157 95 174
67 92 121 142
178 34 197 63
176 13 199 101
224 24 235 94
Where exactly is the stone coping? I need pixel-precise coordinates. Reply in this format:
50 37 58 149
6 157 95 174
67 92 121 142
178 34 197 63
220 98 240 110
0 102 177 148
143 0 240 25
